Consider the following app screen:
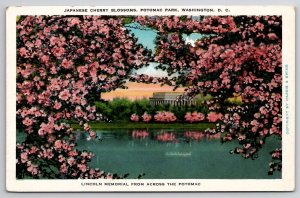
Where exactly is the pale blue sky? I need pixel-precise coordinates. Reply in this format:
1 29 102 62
125 22 157 53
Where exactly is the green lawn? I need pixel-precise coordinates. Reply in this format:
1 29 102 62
71 122 215 130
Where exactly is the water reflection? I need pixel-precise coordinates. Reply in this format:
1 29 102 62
184 131 221 141
131 130 149 139
156 131 176 142
75 129 221 143
130 129 221 143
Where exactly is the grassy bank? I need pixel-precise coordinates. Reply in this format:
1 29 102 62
71 122 215 130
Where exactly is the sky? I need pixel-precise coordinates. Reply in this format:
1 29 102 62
101 82 186 100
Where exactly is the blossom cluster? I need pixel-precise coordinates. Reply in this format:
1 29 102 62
154 111 177 122
131 111 223 123
131 111 177 123
130 114 139 122
141 112 152 122
184 112 205 123
130 112 152 122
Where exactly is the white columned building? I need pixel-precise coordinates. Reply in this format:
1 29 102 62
149 92 196 106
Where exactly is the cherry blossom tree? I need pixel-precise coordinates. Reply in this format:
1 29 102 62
141 112 152 122
154 111 177 122
16 15 151 179
130 114 139 122
134 15 282 174
184 111 205 123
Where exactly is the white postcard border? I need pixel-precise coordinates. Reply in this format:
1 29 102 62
6 6 295 192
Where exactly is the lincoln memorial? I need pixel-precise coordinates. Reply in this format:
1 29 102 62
149 92 196 106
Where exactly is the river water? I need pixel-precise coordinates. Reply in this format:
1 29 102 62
75 129 281 179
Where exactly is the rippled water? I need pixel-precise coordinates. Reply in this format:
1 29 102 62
75 129 281 179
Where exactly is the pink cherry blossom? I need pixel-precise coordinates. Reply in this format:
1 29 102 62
54 140 62 150
22 117 33 126
207 112 223 122
268 33 278 40
130 114 139 122
58 89 70 101
141 112 152 123
61 59 73 69
53 101 62 110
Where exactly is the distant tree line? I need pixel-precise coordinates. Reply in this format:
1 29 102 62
95 97 213 122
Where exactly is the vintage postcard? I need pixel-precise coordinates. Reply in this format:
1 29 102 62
6 6 295 192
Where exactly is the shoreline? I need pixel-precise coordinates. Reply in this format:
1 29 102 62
70 122 215 130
